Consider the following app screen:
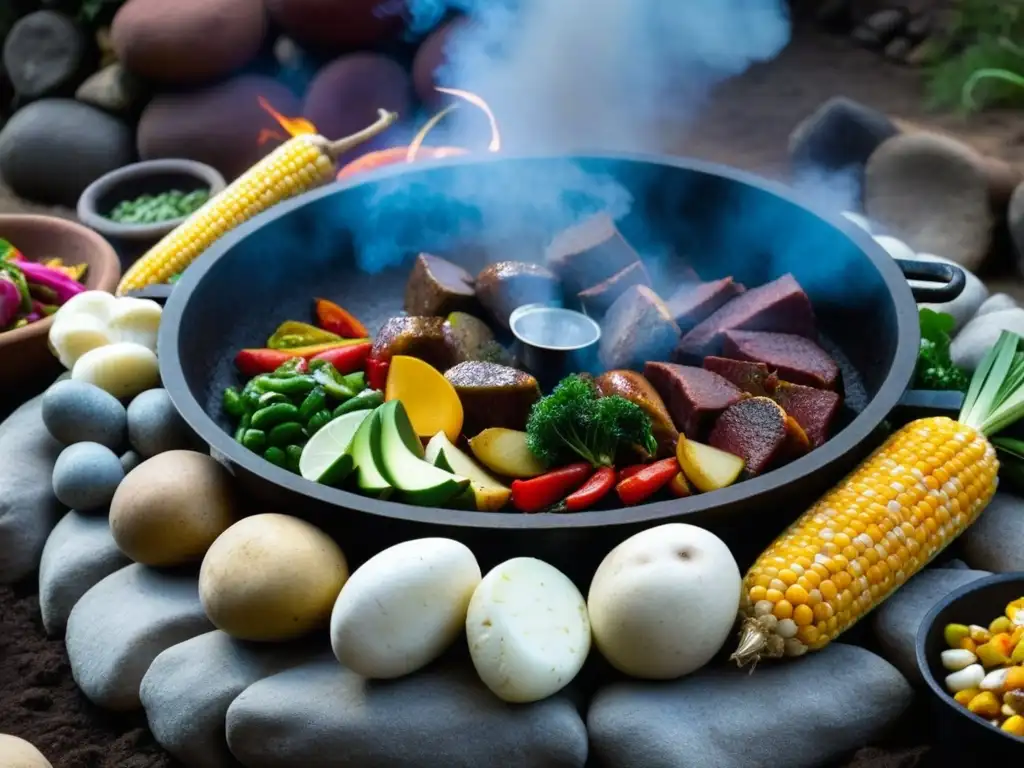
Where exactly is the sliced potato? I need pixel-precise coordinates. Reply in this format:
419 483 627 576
468 428 547 479
426 432 511 511
71 341 160 399
676 436 744 493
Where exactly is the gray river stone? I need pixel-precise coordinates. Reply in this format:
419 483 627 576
141 631 321 768
226 655 588 768
963 492 1024 572
951 308 1024 371
908 252 988 333
974 292 1017 319
0 395 65 584
38 509 130 637
65 563 213 711
42 379 127 450
2 11 90 98
871 566 991 683
51 442 124 512
127 388 197 458
588 643 911 768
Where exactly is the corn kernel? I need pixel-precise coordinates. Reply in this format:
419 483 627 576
968 691 1001 718
1002 715 1024 737
945 623 970 648
1007 599 1024 623
1005 666 1024 691
960 638 978 653
1012 639 1024 665
977 640 1011 668
970 625 992 644
990 616 1013 635
954 688 980 706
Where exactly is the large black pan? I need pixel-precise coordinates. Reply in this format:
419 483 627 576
158 153 963 579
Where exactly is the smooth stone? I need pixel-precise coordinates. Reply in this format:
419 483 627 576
865 133 993 272
951 308 1024 370
127 388 195 458
975 292 1017 319
588 643 911 768
51 442 124 512
120 450 142 473
0 99 133 207
66 563 213 711
907 252 988 333
1009 180 1024 269
789 97 898 177
41 379 127 450
2 11 91 98
141 631 319 768
962 492 1024 572
264 0 404 50
75 63 144 115
872 234 917 261
226 656 588 768
871 567 991 683
940 559 971 571
0 395 65 584
38 510 131 637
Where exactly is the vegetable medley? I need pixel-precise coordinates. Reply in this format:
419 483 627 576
0 238 87 332
107 189 210 225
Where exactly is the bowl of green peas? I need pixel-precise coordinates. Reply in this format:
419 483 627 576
77 159 226 270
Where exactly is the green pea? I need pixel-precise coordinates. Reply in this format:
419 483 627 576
251 402 300 430
306 409 333 434
332 389 384 418
222 387 246 418
233 413 251 443
241 429 267 452
285 444 304 473
298 386 327 422
268 421 304 446
263 446 287 467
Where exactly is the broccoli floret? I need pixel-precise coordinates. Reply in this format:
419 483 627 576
526 374 657 467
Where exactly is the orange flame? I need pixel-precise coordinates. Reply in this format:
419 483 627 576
257 96 318 146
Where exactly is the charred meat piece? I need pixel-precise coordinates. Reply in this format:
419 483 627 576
665 277 745 332
577 261 651 317
722 330 840 390
370 316 456 371
644 362 742 438
709 396 798 477
595 369 679 458
599 285 681 371
770 380 841 448
702 356 778 397
444 361 541 436
475 261 561 330
404 253 478 317
675 273 817 360
444 312 515 365
545 212 643 294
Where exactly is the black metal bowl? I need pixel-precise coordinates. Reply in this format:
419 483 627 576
158 152 960 577
916 572 1024 759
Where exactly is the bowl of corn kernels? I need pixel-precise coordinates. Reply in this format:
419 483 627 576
917 572 1024 757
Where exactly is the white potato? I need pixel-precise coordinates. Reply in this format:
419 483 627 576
330 538 481 679
466 557 590 703
587 523 741 679
49 313 113 369
71 342 159 399
106 297 162 352
53 289 118 325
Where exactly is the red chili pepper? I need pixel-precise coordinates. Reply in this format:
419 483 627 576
511 463 593 513
618 464 645 481
315 298 369 338
234 341 368 377
310 342 372 375
367 357 390 391
561 466 617 512
616 458 680 506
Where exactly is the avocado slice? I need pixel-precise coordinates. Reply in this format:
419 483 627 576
371 401 470 507
347 407 393 498
424 432 511 511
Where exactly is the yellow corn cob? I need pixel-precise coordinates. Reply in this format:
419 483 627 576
732 416 998 666
115 109 398 296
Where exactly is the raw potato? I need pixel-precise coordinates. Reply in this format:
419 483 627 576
71 342 160 399
104 296 163 352
199 513 349 642
676 435 745 493
466 557 591 703
109 450 238 566
0 734 53 768
587 523 741 679
49 313 112 370
331 538 481 679
468 428 547 479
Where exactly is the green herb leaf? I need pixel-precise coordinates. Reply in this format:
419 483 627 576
915 309 969 392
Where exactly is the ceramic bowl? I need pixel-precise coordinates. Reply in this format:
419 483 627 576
0 214 121 399
76 159 225 270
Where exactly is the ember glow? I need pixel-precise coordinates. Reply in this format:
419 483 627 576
256 96 318 145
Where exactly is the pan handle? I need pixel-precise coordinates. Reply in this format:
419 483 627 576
895 259 966 303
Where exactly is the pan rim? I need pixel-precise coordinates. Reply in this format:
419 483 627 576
159 150 920 531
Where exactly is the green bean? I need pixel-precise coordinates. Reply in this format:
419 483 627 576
252 374 316 397
257 391 290 407
233 413 251 443
312 367 356 400
241 429 267 452
268 421 304 447
332 389 384 418
298 386 327 422
341 371 366 391
306 409 333 435
251 403 300 430
222 387 246 418
263 446 287 467
272 358 308 377
285 444 303 473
